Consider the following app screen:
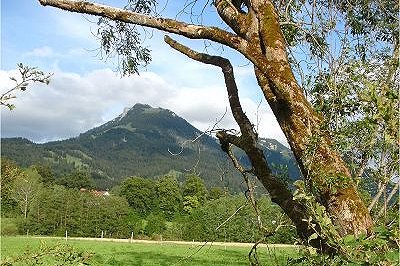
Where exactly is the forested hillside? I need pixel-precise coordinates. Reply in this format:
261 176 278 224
2 103 300 190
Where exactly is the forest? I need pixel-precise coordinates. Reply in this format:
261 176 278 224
1 158 296 244
1 153 398 264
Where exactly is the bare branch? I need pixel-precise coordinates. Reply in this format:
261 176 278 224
1 64 52 110
167 106 229 156
164 35 311 239
173 203 247 265
224 141 268 234
165 35 256 143
215 203 247 231
377 181 399 217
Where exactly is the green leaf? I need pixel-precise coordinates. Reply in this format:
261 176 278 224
308 233 318 242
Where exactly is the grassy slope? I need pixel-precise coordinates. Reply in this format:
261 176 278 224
1 236 299 265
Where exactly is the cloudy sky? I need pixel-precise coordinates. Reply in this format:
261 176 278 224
1 0 286 144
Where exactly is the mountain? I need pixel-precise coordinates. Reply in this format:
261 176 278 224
1 103 301 190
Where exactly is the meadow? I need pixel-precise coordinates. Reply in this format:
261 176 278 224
1 236 300 265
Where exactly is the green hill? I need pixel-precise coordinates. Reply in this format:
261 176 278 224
1 104 300 190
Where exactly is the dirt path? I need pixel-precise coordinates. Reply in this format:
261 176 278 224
31 236 299 249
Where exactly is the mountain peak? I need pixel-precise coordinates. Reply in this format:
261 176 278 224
132 103 152 109
115 103 162 123
118 107 132 121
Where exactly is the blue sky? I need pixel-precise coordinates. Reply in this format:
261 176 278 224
1 0 286 144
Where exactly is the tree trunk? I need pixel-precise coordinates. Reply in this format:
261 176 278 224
38 0 373 238
217 0 373 237
378 181 399 217
24 195 28 220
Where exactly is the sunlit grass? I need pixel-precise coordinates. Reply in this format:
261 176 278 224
1 236 299 265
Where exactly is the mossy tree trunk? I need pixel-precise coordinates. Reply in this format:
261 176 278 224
38 0 373 241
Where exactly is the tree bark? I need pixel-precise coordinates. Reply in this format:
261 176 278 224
24 195 28 220
38 0 373 238
378 182 399 217
229 0 372 236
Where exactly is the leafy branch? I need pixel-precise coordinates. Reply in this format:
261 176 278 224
1 63 52 110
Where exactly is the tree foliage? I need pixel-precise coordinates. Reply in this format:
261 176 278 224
182 195 296 244
11 168 42 220
26 185 134 238
2 160 300 245
119 176 157 216
32 164 55 185
57 170 94 189
1 158 21 216
182 174 208 204
156 175 183 219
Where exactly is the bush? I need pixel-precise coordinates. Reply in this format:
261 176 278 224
181 195 297 244
0 218 18 236
163 220 185 241
145 213 166 236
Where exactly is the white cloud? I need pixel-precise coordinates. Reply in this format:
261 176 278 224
0 67 287 145
23 46 94 61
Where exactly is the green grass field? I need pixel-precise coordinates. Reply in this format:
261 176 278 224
1 236 299 265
